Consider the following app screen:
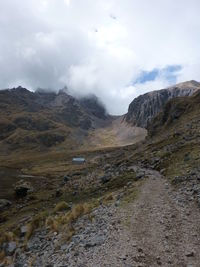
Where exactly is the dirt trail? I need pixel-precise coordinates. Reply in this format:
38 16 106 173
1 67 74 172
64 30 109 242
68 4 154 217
88 170 200 267
12 169 200 266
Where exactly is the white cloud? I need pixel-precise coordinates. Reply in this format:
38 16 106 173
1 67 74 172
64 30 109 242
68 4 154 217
64 0 71 7
0 0 199 114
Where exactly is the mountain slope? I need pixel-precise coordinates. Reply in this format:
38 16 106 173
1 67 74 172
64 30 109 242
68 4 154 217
0 86 111 152
125 80 200 128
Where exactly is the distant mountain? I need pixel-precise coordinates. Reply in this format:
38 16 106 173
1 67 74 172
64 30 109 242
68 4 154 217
125 80 200 128
0 86 110 151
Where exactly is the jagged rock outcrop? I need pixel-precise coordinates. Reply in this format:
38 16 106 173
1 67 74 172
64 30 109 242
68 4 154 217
125 80 200 128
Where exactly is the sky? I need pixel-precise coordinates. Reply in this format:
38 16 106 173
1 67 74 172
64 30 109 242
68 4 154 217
0 0 200 114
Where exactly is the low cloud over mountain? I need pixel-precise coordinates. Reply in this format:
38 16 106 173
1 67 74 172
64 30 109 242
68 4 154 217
0 0 200 114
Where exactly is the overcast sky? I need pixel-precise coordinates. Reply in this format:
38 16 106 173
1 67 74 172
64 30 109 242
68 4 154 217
0 0 200 114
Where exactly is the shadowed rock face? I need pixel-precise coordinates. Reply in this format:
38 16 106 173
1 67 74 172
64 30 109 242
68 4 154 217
125 80 200 128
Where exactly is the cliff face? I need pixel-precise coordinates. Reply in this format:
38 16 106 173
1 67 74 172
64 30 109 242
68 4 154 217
125 80 200 128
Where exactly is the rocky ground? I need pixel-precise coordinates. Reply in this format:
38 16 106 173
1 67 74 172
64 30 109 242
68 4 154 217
2 167 200 267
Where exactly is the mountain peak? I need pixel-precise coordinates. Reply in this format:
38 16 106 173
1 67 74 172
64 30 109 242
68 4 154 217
167 80 200 90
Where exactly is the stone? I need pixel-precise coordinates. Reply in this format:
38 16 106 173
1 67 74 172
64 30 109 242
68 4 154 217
136 173 144 180
6 241 17 256
156 256 162 265
0 199 12 211
100 175 111 184
160 169 165 175
61 244 68 250
63 175 70 183
115 200 120 207
185 251 194 257
20 225 28 236
14 180 33 197
84 235 105 248
127 182 132 187
197 197 200 207
119 255 127 260
56 189 62 197
104 164 111 170
132 242 137 247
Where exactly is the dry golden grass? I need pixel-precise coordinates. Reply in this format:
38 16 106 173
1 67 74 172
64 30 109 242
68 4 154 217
0 255 13 266
24 211 49 243
102 192 114 203
46 203 92 234
27 255 37 267
0 251 5 262
0 202 95 263
20 201 93 245
61 225 75 242
54 201 70 213
0 231 16 248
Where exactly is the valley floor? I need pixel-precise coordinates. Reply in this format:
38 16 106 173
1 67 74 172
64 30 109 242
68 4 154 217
14 168 200 267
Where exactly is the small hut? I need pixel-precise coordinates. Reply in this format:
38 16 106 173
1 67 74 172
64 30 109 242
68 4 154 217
72 157 86 164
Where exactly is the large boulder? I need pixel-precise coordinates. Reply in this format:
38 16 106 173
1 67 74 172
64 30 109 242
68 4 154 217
14 180 33 197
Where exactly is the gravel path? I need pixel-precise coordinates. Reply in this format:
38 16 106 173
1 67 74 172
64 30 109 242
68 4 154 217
84 170 200 267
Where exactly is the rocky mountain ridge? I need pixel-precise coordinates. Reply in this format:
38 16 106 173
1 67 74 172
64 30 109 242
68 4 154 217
0 86 110 151
125 80 200 128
